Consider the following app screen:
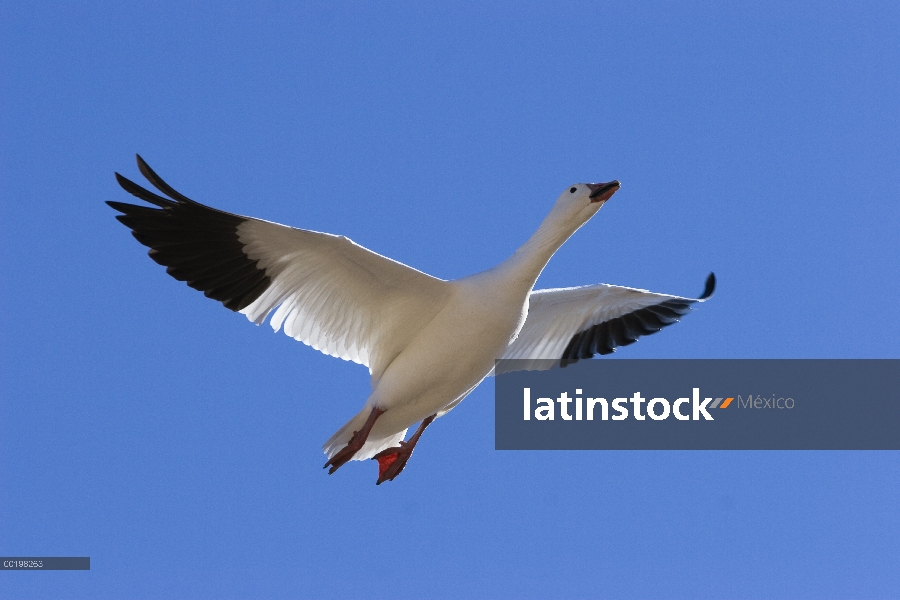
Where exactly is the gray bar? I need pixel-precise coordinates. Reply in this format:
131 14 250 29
1 557 90 570
495 359 900 450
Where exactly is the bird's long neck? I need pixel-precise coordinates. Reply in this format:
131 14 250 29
493 206 587 292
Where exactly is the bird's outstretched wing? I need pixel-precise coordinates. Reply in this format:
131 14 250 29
495 274 715 373
107 155 449 380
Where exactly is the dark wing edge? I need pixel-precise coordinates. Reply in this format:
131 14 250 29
106 154 272 311
559 272 716 366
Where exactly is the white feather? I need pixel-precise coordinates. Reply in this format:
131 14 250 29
237 218 450 379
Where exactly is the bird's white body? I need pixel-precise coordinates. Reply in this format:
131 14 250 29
328 272 527 458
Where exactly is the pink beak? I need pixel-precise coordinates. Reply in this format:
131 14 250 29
587 180 621 203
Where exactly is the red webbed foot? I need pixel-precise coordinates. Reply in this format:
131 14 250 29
370 413 436 485
324 407 385 475
373 442 413 484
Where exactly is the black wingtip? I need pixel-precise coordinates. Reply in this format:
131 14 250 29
699 272 716 300
135 154 158 187
134 154 196 204
114 171 174 208
135 153 149 175
114 172 138 193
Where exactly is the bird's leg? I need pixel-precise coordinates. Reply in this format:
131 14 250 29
324 407 385 474
372 414 436 485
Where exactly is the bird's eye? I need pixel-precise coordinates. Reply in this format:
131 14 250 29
570 187 577 193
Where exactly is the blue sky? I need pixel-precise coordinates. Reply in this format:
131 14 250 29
2 2 898 598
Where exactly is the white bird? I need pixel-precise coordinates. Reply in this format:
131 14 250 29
108 155 714 484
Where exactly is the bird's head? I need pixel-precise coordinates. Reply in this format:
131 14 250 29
551 180 621 225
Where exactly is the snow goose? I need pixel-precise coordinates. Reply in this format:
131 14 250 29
108 155 714 484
